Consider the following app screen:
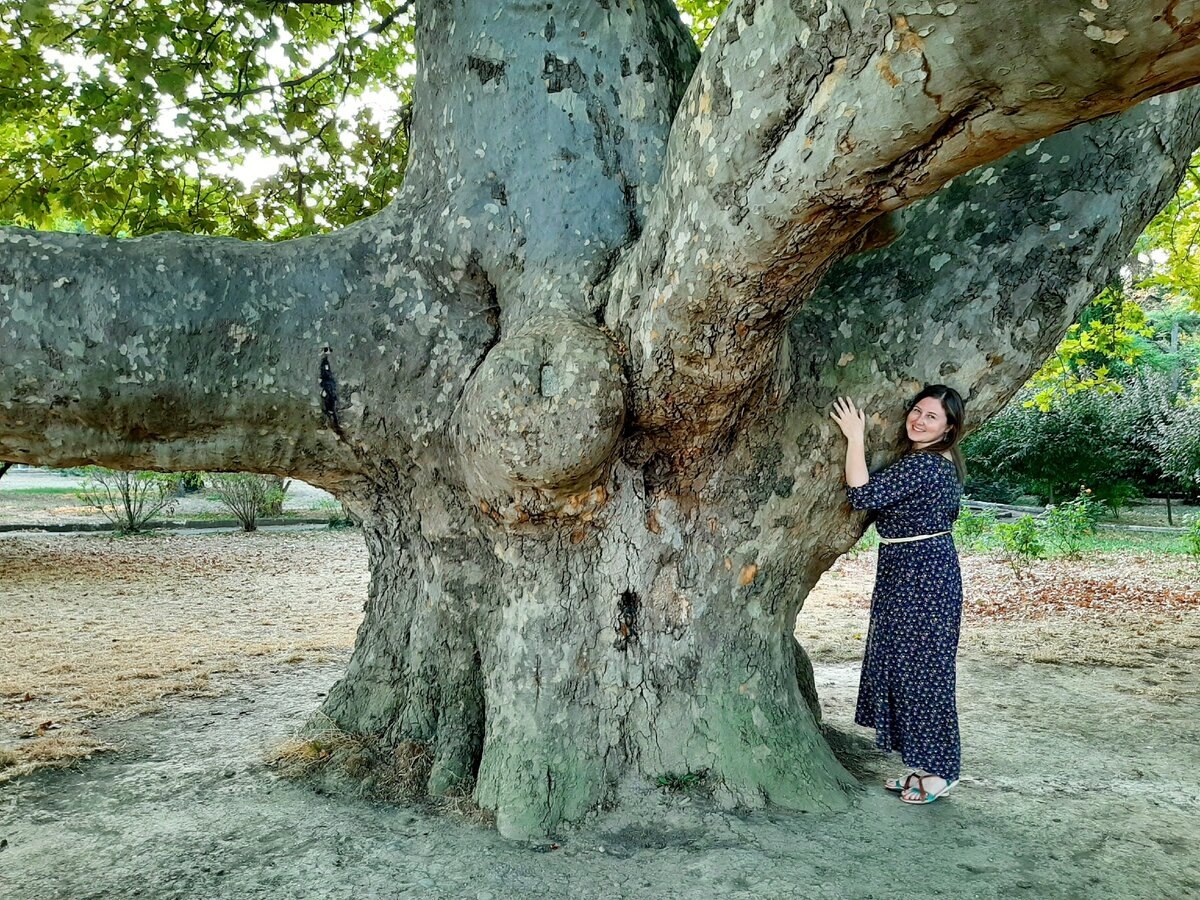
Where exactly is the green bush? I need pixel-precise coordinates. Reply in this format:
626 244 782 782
1043 487 1103 557
996 514 1044 578
1186 515 1200 562
953 506 997 551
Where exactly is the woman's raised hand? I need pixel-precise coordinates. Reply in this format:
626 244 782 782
830 396 866 442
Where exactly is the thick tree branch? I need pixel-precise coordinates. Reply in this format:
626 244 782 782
607 0 1200 453
0 218 494 486
395 0 698 515
789 86 1200 480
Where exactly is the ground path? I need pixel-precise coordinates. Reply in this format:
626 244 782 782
0 530 1197 898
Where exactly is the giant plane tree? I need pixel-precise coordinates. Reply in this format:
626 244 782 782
3 0 1200 838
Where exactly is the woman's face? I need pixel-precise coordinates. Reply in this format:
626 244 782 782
906 397 952 449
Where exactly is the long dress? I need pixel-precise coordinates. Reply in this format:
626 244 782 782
846 451 963 780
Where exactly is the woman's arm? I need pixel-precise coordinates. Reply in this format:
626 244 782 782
830 396 868 488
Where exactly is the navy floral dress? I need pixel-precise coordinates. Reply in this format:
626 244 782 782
846 451 963 780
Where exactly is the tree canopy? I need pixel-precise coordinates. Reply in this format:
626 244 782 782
1 0 416 238
0 0 737 239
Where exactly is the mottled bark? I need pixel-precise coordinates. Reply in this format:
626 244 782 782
324 458 849 838
607 0 1200 452
3 0 1200 839
790 89 1200 440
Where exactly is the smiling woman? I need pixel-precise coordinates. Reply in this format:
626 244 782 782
831 386 968 805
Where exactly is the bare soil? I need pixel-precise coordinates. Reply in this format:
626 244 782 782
1 528 1198 899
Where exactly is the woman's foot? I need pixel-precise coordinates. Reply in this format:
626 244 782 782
898 771 958 804
884 772 917 792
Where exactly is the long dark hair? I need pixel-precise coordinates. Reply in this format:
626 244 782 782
899 384 967 483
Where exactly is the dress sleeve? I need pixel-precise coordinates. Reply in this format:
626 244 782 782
845 452 929 511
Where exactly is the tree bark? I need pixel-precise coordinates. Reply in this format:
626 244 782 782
322 459 849 838
3 1 1200 839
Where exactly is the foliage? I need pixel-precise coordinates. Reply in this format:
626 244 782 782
0 1 415 239
675 0 730 44
1025 286 1154 412
1136 151 1200 311
177 471 205 494
960 475 1019 504
319 499 360 529
0 2 734 241
952 506 997 552
1157 396 1200 493
206 473 287 531
996 515 1044 579
1042 487 1103 558
1185 516 1200 562
654 769 708 792
965 388 1130 505
77 467 178 533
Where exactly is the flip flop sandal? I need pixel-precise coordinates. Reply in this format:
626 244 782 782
899 775 960 805
885 772 917 792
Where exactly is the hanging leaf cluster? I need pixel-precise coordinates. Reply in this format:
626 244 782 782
0 0 415 239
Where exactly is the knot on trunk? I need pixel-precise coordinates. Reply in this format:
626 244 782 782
454 313 625 523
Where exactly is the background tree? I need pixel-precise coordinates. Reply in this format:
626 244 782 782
5 1 1200 839
0 0 414 238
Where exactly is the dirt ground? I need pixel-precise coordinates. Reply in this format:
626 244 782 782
1 529 1198 899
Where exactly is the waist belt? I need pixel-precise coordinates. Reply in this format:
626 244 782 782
878 531 950 544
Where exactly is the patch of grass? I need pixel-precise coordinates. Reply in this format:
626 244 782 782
654 769 708 792
957 527 1192 558
848 527 880 555
0 733 114 784
0 486 81 496
1075 531 1192 555
271 722 436 802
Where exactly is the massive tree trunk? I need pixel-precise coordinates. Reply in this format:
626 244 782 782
4 1 1200 838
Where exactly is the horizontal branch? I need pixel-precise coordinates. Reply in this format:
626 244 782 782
0 214 495 485
608 0 1200 451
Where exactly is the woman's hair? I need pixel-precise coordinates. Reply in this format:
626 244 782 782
899 384 967 483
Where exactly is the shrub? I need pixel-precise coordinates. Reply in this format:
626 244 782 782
1043 487 1103 557
953 506 997 551
962 475 1020 504
1186 515 1200 562
177 471 205 494
996 514 1044 579
206 473 288 532
77 467 179 534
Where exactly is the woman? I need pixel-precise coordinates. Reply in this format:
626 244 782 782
830 385 966 805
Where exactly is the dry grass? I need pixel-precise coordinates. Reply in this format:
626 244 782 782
271 719 490 820
0 531 368 780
